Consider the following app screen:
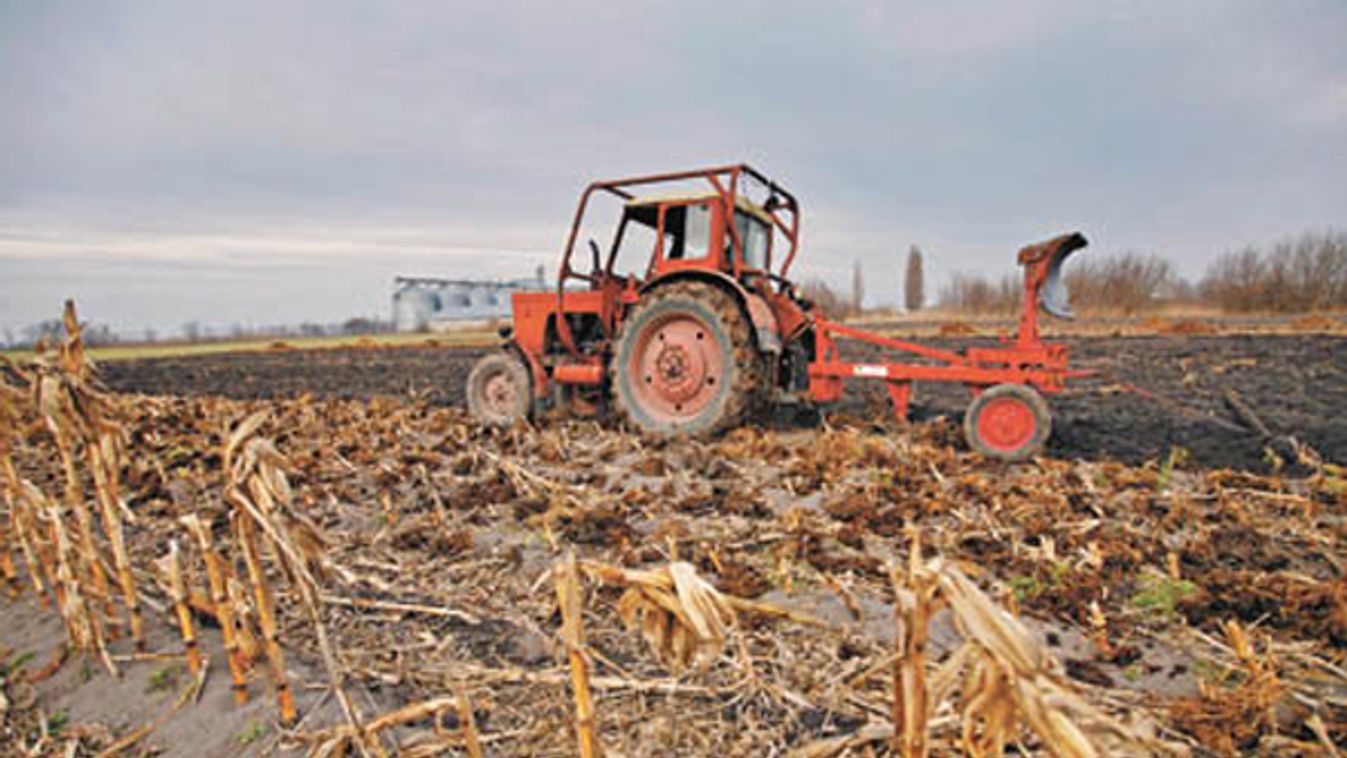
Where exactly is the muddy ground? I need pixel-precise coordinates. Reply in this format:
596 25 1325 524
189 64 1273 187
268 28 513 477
2 389 1344 756
3 315 1347 757
100 335 1347 471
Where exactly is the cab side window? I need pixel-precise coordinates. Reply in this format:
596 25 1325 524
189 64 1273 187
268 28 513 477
727 211 769 270
664 202 712 261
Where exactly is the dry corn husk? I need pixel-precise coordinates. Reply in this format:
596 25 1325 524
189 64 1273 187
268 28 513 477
580 560 737 671
892 556 1176 757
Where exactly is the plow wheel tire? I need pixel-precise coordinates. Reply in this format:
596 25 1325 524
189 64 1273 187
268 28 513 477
612 281 763 437
467 351 532 427
964 383 1051 461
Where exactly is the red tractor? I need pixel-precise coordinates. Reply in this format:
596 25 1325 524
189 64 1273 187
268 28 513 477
466 164 1088 460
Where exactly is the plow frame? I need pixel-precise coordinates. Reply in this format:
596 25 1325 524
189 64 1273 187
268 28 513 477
804 232 1092 422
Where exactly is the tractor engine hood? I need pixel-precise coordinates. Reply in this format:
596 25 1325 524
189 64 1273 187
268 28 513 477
1018 232 1087 320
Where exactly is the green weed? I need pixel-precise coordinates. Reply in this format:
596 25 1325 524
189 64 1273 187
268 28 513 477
46 709 69 735
1007 575 1041 603
237 720 267 746
146 662 184 694
1131 572 1199 619
1156 446 1190 492
1 650 36 677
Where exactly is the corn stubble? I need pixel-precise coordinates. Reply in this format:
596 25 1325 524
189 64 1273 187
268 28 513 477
2 300 1345 756
897 555 1168 757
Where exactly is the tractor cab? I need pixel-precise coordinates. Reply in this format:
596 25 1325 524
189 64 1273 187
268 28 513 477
606 193 775 285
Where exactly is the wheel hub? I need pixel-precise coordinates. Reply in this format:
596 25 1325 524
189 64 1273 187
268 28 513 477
653 342 707 403
630 314 724 423
976 396 1037 453
482 371 518 417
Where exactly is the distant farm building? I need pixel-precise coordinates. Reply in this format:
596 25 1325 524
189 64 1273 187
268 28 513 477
392 271 547 332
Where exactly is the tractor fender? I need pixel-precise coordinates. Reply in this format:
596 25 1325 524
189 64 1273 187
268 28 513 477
639 271 781 354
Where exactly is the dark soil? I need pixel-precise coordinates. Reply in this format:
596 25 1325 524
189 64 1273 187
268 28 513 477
911 335 1347 471
100 346 477 404
100 335 1347 471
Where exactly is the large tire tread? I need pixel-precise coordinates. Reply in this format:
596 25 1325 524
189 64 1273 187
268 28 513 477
466 350 533 427
610 282 764 436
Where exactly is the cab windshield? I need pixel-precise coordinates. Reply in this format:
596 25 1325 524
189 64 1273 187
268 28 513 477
731 210 770 270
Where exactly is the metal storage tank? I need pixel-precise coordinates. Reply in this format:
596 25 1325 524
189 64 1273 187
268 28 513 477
393 285 437 332
391 271 549 332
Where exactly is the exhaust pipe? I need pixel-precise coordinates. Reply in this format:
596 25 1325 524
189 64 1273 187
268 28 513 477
1018 232 1087 320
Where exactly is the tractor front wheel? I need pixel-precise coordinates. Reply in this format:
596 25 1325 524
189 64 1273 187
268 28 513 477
466 351 532 427
963 383 1051 461
612 282 763 436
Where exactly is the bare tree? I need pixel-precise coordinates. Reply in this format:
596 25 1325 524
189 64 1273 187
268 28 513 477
1064 252 1175 315
939 273 1020 314
1200 231 1347 312
904 245 925 312
22 319 64 346
851 260 865 316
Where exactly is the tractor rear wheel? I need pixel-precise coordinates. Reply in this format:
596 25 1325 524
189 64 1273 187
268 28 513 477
611 282 763 436
963 383 1051 461
466 351 532 427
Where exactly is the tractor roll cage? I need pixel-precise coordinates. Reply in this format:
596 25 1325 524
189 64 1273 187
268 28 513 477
552 164 799 356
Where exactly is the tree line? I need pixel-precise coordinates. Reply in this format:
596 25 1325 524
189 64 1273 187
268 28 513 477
939 230 1345 315
809 229 1345 318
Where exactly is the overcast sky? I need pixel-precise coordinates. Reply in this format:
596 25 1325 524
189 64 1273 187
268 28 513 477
2 1 1345 338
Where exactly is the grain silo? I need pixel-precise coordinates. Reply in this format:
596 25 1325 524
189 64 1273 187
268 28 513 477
391 268 547 333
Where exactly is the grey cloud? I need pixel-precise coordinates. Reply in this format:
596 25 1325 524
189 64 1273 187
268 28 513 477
1 1 1344 334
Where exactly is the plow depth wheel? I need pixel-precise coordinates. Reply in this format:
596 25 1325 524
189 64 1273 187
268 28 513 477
963 383 1051 461
612 282 762 436
466 351 532 427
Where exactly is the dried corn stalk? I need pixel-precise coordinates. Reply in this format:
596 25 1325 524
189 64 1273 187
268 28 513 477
891 530 939 758
44 489 117 676
40 386 118 635
555 551 601 758
1170 619 1284 752
157 540 202 674
235 510 297 724
891 554 1171 757
4 468 49 603
304 696 473 758
88 433 144 649
455 683 484 758
29 302 144 647
15 477 63 611
0 382 22 598
65 302 144 649
576 560 739 671
223 412 371 751
183 514 251 704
